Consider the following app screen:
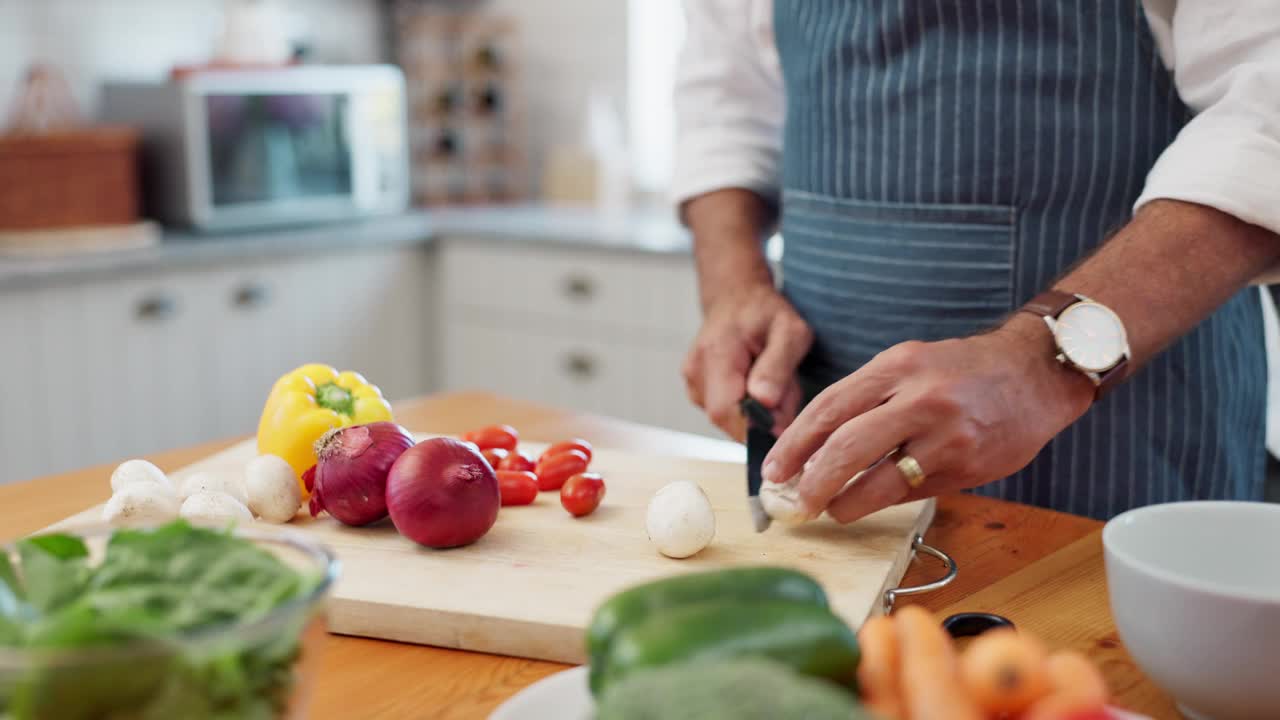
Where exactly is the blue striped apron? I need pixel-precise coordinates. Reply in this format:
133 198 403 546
773 0 1267 519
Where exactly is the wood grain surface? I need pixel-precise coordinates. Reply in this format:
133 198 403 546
0 391 1173 719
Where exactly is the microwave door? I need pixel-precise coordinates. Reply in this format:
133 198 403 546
199 92 359 230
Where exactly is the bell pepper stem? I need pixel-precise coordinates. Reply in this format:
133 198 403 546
314 382 355 417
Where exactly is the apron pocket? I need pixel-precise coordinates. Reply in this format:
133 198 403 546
780 191 1017 377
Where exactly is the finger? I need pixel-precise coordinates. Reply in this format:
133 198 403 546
762 360 899 484
826 454 921 524
681 352 705 409
771 380 804 435
702 344 751 437
826 431 972 523
746 314 812 408
794 403 912 514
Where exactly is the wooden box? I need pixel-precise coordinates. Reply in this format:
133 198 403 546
0 127 140 231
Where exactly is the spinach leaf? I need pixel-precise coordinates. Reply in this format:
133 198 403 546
22 534 88 560
16 536 90 615
0 552 27 646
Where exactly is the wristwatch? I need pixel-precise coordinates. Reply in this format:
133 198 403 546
1018 290 1130 396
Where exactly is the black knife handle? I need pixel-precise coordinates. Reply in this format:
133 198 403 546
740 397 775 431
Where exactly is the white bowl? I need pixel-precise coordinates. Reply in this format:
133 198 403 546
1103 501 1280 720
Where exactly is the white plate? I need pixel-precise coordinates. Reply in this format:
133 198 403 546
489 666 1156 720
490 666 593 720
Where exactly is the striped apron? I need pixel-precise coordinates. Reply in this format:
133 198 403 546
773 0 1267 519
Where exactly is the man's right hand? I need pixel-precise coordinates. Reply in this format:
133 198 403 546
682 282 814 441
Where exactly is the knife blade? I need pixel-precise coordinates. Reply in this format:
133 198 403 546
741 397 776 533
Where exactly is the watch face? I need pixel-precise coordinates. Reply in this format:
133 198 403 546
1054 302 1128 372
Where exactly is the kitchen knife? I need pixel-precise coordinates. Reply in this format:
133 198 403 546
741 396 776 533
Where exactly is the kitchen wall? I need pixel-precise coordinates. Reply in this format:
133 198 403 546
0 0 385 121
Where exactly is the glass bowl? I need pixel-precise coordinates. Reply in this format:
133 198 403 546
0 524 338 720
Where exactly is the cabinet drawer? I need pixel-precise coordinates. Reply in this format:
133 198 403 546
441 321 715 437
442 322 633 416
439 240 701 342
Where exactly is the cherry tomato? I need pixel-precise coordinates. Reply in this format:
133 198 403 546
482 447 509 469
498 450 537 473
462 424 519 452
539 438 593 464
535 448 590 491
560 472 605 517
497 470 538 506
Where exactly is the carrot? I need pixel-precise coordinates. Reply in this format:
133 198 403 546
1046 651 1108 704
857 614 905 719
1020 651 1109 720
957 627 1050 715
894 606 982 720
1020 693 1111 720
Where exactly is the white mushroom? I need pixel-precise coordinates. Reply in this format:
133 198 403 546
244 454 303 523
179 491 254 526
177 471 248 505
645 481 716 559
759 473 820 527
109 459 172 494
102 482 180 527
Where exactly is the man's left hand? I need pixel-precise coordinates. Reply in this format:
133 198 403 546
761 317 1097 523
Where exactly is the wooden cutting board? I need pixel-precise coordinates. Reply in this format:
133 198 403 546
52 435 937 665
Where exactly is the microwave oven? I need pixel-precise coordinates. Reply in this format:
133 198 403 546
103 65 409 231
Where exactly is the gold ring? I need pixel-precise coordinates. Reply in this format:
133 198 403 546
894 451 927 489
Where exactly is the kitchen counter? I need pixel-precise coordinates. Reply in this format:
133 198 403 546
0 206 695 289
0 391 1176 719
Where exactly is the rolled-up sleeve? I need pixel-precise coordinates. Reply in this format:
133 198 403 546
671 0 785 213
1136 0 1280 238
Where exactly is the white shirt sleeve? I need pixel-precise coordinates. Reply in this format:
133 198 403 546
671 0 785 214
1135 0 1280 241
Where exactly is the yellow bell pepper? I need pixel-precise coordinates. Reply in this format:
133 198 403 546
257 364 394 494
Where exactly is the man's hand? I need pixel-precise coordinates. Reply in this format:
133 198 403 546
683 282 813 440
761 315 1095 523
681 188 806 440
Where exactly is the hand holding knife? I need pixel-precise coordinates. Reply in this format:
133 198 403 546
741 396 778 533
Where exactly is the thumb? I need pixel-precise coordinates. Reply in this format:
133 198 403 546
747 315 812 408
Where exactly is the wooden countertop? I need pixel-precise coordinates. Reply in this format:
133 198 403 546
0 391 1176 719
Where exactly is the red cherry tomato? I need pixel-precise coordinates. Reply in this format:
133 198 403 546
535 448 590 491
560 472 605 517
482 447 509 469
497 470 538 506
539 438 593 464
498 450 537 473
461 424 519 452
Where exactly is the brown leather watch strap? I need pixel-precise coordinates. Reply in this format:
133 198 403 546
1095 357 1129 397
1020 289 1078 319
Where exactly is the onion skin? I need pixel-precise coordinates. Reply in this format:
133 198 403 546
387 437 500 549
310 422 414 526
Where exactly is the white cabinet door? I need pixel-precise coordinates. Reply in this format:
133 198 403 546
202 246 436 436
0 245 436 486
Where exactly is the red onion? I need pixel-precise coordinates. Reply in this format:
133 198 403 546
386 437 500 549
309 422 415 526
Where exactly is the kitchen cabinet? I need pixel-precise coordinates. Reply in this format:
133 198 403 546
0 246 435 486
438 239 718 438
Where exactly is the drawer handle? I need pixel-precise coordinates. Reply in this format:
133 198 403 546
232 283 271 310
135 294 177 322
563 274 595 301
563 352 597 380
